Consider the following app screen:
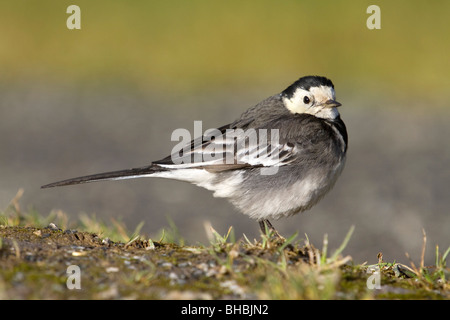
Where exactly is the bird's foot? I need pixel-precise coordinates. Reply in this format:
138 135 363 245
258 219 293 250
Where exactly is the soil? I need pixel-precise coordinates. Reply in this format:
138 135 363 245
0 225 302 299
0 225 447 300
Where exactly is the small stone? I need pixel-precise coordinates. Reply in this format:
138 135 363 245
106 267 120 273
72 251 87 257
102 238 112 246
47 223 60 231
161 262 173 269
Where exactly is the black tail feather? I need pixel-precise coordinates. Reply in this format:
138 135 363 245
41 164 162 188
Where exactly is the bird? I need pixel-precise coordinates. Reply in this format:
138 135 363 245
42 76 348 239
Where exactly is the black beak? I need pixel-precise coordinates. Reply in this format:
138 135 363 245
323 99 342 108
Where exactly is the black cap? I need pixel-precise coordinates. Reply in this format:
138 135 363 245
282 76 334 99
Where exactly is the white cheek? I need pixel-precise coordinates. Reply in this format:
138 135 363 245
283 97 308 114
283 88 311 114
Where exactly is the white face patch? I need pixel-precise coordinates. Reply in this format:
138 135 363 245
283 85 340 120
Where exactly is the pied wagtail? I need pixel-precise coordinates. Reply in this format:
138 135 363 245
42 76 348 238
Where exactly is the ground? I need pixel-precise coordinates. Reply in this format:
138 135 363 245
0 224 448 300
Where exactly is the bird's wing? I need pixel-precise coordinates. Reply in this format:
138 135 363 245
154 123 298 172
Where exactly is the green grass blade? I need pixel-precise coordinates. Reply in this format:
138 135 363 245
329 225 355 262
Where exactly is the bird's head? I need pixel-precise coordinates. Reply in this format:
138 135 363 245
281 76 341 120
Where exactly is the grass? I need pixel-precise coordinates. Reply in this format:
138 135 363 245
0 190 449 299
404 230 450 292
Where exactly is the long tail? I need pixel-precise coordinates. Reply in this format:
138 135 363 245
41 164 164 188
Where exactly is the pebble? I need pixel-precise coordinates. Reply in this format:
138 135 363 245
102 238 113 246
160 261 173 269
47 223 60 231
106 267 120 273
72 251 87 257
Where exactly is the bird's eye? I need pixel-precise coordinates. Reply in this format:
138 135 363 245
303 96 311 104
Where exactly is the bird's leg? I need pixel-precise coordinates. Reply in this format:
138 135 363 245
258 219 284 240
258 220 294 250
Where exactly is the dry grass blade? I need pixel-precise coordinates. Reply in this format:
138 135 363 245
10 189 24 213
420 228 426 271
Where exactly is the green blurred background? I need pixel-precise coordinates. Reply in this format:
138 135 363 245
1 1 449 97
0 1 449 264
